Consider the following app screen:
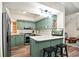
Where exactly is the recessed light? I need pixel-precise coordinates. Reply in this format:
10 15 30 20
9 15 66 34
22 11 27 14
76 13 79 14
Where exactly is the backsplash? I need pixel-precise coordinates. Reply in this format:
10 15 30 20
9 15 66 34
38 29 52 36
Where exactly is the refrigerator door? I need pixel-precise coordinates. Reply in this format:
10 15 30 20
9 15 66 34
2 12 11 57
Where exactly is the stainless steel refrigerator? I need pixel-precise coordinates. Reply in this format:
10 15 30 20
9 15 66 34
2 12 11 57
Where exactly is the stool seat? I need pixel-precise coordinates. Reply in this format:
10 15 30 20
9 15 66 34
56 43 67 47
43 46 56 52
43 46 56 57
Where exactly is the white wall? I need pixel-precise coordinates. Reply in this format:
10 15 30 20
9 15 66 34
65 13 79 37
0 2 3 57
57 13 64 29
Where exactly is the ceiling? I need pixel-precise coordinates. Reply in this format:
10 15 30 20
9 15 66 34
59 2 79 16
3 2 61 22
3 2 79 21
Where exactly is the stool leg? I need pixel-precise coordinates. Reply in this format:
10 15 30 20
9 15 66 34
43 50 45 57
55 47 58 57
49 52 52 57
60 47 63 57
48 52 51 57
47 52 49 57
65 46 68 57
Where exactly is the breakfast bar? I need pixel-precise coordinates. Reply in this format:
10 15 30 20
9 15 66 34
30 36 64 57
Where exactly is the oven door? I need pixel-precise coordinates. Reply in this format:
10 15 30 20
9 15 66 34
24 33 30 44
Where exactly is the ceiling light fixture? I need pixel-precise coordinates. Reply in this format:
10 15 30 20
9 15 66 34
40 8 53 17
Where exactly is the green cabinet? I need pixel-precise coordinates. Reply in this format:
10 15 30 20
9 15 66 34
11 35 16 47
37 41 51 56
17 21 24 30
36 17 54 30
20 35 24 44
50 39 63 46
35 15 57 30
17 20 35 30
47 17 53 28
16 35 21 46
11 35 24 48
16 15 57 30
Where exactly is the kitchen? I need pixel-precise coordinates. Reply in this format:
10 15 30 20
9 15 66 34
2 2 65 57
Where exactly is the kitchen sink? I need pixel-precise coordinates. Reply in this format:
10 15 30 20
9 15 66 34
30 34 41 36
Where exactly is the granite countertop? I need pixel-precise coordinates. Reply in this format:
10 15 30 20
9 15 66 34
30 35 64 41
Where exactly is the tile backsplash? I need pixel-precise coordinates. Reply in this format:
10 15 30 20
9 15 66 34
38 29 52 36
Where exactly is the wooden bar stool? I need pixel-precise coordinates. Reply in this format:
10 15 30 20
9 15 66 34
55 43 68 57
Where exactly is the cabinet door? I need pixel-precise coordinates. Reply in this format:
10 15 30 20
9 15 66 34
15 35 21 46
17 21 24 30
51 39 63 46
15 35 24 46
47 17 53 28
35 21 39 30
37 41 50 56
20 35 24 44
11 36 16 47
17 21 21 29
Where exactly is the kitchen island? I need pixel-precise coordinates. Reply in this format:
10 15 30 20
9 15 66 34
30 35 64 57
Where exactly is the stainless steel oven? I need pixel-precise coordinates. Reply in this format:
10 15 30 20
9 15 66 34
24 33 31 45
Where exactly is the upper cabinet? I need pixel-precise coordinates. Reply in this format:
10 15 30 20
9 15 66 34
35 15 57 30
16 20 35 30
16 13 63 31
35 18 47 30
16 21 24 30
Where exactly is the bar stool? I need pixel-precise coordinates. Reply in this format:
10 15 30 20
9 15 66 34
55 43 68 57
43 46 56 57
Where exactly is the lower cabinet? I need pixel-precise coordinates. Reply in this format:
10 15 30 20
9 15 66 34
11 35 24 48
20 35 24 44
11 36 16 47
16 35 21 46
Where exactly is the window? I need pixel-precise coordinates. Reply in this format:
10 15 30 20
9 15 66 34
11 21 17 33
